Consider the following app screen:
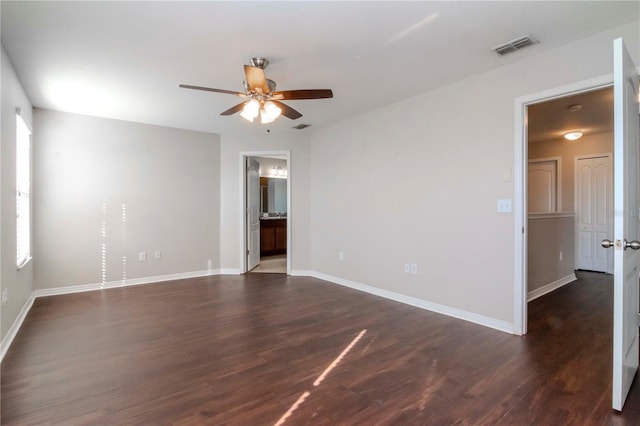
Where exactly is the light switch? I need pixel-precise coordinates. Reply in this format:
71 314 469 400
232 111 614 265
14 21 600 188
497 199 512 213
501 168 512 182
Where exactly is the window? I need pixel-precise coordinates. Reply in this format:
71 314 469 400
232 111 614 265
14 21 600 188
16 110 31 268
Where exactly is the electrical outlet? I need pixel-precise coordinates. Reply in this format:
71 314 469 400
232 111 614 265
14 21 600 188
339 251 344 261
404 264 411 274
154 250 161 260
496 199 512 213
410 264 418 275
139 251 147 262
1 288 8 305
559 251 563 261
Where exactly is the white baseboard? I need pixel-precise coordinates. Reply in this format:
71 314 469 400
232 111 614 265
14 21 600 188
290 269 313 276
1 292 35 363
34 269 221 298
1 269 222 362
309 271 515 334
2 267 518 364
527 273 577 302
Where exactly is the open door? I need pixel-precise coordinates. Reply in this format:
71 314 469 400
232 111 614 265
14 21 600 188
247 157 260 271
603 38 640 412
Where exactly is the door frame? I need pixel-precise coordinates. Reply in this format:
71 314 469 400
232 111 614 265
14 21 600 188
239 150 291 275
514 73 615 335
574 153 614 274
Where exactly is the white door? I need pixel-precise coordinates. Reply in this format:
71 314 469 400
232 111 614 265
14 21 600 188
608 38 640 412
247 158 261 271
576 156 611 272
528 160 557 213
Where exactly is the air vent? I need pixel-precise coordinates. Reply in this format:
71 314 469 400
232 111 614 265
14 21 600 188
293 124 311 130
493 35 537 56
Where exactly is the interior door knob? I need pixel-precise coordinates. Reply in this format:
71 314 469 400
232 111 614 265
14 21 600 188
602 239 615 248
624 240 640 250
601 239 640 250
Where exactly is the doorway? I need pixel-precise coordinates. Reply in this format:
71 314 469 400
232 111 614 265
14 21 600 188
519 39 639 413
515 76 615 334
240 151 291 275
526 87 614 307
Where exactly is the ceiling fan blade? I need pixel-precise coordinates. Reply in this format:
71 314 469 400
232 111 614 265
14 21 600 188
180 84 245 97
272 89 333 100
271 100 302 120
220 101 247 116
244 65 269 93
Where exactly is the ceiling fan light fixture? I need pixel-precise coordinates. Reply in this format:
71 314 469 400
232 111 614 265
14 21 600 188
240 99 260 121
264 101 281 120
259 101 281 124
564 131 583 141
180 57 332 124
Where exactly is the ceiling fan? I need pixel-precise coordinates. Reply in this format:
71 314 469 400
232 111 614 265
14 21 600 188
180 57 333 124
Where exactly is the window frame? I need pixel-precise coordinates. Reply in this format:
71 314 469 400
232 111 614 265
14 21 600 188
16 108 32 269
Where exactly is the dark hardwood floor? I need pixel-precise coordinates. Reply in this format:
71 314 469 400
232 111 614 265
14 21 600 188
2 271 639 425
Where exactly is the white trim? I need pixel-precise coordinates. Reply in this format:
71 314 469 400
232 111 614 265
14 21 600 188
15 106 33 132
514 73 615 336
1 269 221 362
17 256 32 270
1 293 35 363
528 212 575 220
239 151 291 275
290 269 313 276
527 273 577 302
33 269 221 298
514 95 527 336
310 271 515 334
1 267 517 364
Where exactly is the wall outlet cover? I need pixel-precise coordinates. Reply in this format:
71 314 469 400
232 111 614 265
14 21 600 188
497 199 512 213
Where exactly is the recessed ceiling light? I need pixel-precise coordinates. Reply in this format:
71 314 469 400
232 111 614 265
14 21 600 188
564 131 583 140
567 104 582 112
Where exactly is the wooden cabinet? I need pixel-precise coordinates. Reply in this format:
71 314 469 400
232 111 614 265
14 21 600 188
260 219 287 256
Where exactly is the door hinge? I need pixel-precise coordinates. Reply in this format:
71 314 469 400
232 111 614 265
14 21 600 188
247 249 250 255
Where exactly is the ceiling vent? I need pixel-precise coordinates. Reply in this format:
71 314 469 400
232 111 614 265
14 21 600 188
493 35 537 56
293 124 311 130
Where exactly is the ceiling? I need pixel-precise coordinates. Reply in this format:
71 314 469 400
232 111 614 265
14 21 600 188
2 1 638 135
528 87 614 143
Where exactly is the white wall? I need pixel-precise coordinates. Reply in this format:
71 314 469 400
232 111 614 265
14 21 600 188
307 21 639 325
1 45 34 341
219 129 310 272
33 110 220 290
3 20 638 341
